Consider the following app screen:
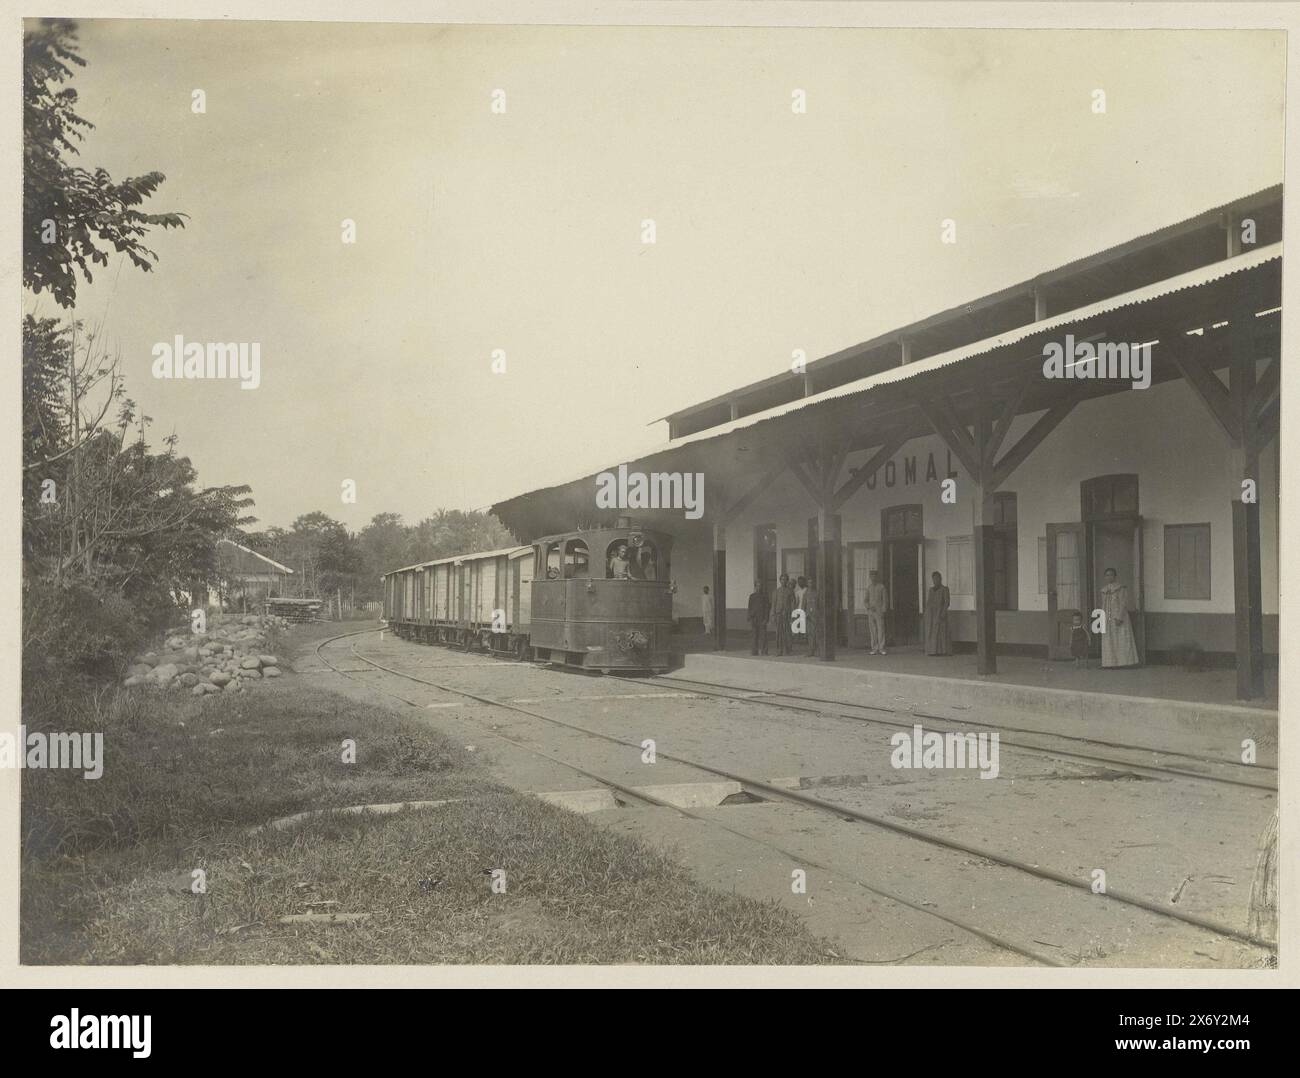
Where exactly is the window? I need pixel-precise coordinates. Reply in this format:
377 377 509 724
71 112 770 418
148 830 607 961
1165 524 1211 600
782 548 807 582
846 544 880 609
564 539 589 578
884 505 922 539
544 542 562 579
947 535 974 596
948 530 1014 605
991 531 1017 610
605 539 632 579
1082 474 1139 520
632 539 659 580
606 536 658 580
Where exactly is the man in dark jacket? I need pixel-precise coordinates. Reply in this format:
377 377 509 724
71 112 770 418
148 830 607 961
747 581 771 655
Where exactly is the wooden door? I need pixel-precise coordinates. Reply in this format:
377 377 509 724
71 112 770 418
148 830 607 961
1047 522 1086 660
886 538 922 645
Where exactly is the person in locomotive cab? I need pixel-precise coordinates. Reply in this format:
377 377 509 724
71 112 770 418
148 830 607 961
747 580 771 655
608 543 632 579
630 545 656 580
772 573 796 656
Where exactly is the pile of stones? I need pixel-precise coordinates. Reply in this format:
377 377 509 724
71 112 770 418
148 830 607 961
122 613 290 697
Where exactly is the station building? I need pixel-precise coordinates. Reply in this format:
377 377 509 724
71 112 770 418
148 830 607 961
493 187 1282 699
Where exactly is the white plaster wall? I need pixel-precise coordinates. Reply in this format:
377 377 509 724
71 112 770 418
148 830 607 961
669 522 714 622
721 375 1279 619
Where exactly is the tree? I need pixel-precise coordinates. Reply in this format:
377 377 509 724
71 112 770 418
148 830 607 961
21 315 70 561
407 509 514 563
24 20 185 308
20 21 252 678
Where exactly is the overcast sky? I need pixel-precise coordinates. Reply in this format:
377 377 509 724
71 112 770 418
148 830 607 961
38 21 1283 533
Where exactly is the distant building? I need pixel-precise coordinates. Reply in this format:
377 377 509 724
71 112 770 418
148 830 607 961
210 538 294 611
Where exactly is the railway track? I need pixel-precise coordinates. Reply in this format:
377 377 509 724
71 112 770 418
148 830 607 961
615 673 1277 793
312 628 1276 965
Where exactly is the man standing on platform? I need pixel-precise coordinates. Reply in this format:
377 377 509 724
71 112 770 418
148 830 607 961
773 573 796 656
866 569 889 655
793 575 808 648
747 580 771 655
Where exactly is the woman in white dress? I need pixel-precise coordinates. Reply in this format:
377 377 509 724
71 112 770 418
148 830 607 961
1100 567 1140 668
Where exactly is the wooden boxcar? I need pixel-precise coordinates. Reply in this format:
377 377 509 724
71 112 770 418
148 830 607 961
382 545 534 658
381 525 675 674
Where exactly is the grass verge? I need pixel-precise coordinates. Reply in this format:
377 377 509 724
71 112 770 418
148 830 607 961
22 655 833 965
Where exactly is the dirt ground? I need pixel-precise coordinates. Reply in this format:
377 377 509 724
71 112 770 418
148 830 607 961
298 625 1277 968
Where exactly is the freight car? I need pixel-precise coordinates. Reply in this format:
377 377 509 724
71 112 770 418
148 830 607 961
383 544 533 658
381 525 675 673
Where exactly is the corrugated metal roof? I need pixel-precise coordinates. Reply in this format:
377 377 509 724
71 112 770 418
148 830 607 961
382 544 531 577
662 242 1281 449
218 538 294 575
494 243 1280 508
661 183 1282 425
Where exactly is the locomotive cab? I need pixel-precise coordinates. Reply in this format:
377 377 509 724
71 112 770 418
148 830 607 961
528 526 675 673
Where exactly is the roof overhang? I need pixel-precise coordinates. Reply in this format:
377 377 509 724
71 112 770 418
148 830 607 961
660 185 1282 435
493 246 1281 541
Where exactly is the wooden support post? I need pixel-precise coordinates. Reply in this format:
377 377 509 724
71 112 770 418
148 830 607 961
817 509 840 661
806 515 818 587
1169 302 1274 699
1232 496 1263 699
1230 305 1264 699
971 403 998 675
712 522 727 651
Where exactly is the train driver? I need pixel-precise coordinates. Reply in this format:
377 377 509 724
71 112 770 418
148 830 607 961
608 543 632 579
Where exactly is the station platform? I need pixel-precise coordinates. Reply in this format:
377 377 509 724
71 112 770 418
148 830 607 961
668 631 1278 753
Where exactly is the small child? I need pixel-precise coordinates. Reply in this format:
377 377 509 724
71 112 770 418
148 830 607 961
1070 612 1091 667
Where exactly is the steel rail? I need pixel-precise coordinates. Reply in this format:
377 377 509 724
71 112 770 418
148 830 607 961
629 673 1276 792
312 629 1063 966
321 629 1276 955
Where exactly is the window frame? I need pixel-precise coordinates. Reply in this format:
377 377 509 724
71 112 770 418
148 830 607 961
1163 522 1211 601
